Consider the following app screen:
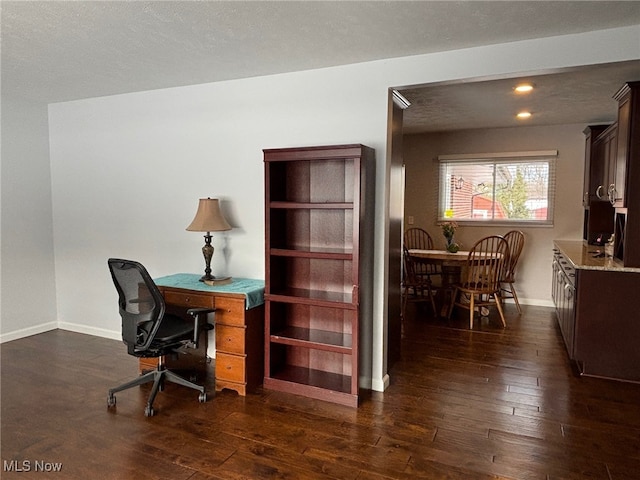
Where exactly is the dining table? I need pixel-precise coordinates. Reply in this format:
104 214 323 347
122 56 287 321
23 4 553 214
407 248 502 317
408 248 473 281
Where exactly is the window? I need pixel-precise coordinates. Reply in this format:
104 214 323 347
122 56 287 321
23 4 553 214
438 150 557 225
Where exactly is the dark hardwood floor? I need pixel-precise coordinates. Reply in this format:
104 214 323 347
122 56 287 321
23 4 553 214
3 304 640 479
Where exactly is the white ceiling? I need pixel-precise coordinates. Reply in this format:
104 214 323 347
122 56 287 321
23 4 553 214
3 1 640 132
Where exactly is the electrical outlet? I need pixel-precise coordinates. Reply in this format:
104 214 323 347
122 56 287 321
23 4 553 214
408 216 414 225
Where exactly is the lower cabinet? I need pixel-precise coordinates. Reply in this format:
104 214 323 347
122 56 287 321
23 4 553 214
552 246 640 382
552 249 577 358
573 269 640 382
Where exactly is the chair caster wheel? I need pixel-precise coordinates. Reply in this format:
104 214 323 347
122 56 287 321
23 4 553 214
107 394 116 407
144 406 155 417
198 392 207 403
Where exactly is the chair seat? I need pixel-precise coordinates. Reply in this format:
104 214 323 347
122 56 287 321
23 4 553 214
154 314 194 343
459 282 492 292
133 315 195 357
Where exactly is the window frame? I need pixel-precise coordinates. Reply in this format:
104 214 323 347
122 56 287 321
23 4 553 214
437 150 557 227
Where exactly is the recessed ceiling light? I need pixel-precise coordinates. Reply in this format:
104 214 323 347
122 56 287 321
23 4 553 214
515 84 534 93
517 111 532 119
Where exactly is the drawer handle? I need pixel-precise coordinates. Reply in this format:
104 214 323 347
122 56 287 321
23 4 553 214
226 366 232 370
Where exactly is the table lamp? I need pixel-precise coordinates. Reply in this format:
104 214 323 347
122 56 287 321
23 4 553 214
186 198 231 282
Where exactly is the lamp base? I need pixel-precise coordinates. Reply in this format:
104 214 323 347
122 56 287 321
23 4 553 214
202 276 232 286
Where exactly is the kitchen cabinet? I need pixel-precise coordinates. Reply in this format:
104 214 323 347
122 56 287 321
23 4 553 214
552 248 576 358
602 124 618 204
610 83 633 207
582 125 615 244
582 124 609 206
553 241 640 383
612 82 640 267
263 144 375 407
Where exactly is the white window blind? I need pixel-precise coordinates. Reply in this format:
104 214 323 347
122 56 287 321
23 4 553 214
437 150 557 225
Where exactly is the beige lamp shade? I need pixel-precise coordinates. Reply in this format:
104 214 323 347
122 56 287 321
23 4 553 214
186 198 231 232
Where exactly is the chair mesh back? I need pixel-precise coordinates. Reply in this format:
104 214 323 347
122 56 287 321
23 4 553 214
108 259 165 354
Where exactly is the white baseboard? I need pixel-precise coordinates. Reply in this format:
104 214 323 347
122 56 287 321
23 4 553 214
0 321 121 344
0 322 58 344
57 322 121 341
2 321 217 359
516 297 555 308
372 373 390 392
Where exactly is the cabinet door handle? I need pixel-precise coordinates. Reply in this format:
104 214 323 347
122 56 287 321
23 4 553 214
608 184 617 205
596 185 603 199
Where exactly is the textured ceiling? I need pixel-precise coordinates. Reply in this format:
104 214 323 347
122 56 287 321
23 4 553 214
401 60 640 133
3 1 640 132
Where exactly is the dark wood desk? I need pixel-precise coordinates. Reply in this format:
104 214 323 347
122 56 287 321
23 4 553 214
145 274 265 396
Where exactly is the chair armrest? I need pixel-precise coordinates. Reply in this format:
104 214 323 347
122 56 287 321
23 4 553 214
186 308 215 346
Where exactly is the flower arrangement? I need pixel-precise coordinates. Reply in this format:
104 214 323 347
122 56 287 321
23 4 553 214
441 221 459 253
441 221 458 241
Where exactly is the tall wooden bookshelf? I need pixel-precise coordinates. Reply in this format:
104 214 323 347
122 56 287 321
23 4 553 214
263 144 374 407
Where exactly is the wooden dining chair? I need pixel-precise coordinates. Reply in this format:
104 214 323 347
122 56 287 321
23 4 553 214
448 235 510 328
501 230 525 314
403 227 441 281
402 245 437 317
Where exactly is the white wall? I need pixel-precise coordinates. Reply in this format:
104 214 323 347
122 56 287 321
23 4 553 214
48 69 389 341
3 24 638 392
404 124 586 305
1 97 58 341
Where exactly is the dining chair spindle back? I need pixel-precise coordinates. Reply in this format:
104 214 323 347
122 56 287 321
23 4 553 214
501 230 525 314
449 235 510 328
404 228 441 280
402 245 437 317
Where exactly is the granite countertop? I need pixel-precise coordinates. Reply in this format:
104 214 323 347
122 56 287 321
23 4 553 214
553 240 640 273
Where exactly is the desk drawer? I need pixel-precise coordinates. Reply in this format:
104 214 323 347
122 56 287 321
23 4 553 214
214 297 246 326
215 352 246 383
216 324 246 355
164 290 215 309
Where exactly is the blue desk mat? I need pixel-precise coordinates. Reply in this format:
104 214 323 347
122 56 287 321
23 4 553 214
154 274 264 310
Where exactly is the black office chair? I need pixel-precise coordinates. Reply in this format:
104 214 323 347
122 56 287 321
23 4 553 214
107 258 214 417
